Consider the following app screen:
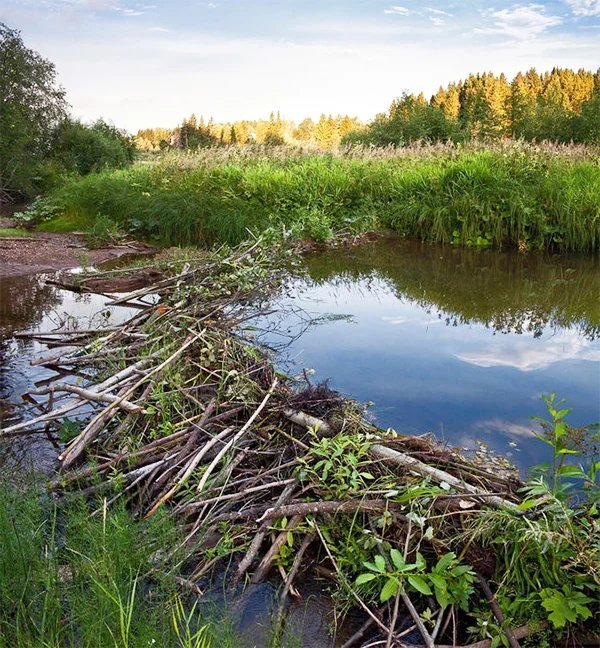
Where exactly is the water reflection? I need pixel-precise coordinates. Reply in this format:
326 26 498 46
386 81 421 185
262 239 600 470
0 271 141 474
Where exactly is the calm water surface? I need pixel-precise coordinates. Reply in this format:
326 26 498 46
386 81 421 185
0 272 141 473
260 239 600 470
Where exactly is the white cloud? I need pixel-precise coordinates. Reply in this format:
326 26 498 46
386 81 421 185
426 7 452 24
456 330 600 372
565 0 600 15
384 5 411 16
382 315 409 325
150 26 170 32
426 8 453 17
473 418 536 439
5 0 599 131
115 8 144 16
477 4 562 40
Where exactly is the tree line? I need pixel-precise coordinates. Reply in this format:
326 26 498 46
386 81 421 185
135 112 361 152
136 67 600 153
346 68 600 146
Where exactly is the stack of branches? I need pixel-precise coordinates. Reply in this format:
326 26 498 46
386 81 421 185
3 240 595 648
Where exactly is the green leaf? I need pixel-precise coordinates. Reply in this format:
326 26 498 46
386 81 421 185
555 408 572 419
516 497 546 511
541 591 577 628
435 552 455 572
556 448 579 455
390 548 405 571
374 555 386 572
556 465 585 477
428 574 446 591
363 561 381 573
380 577 399 602
407 575 432 595
355 573 377 586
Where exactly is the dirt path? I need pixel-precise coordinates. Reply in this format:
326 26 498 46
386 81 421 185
0 228 154 278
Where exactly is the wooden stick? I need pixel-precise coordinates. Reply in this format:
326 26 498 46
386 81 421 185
282 408 333 437
477 573 521 648
194 377 278 494
370 444 517 510
234 482 298 584
31 385 145 413
1 361 147 437
256 499 406 523
145 425 235 517
250 514 302 584
59 335 196 468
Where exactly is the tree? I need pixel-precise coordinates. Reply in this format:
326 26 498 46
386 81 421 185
0 23 67 199
51 119 135 174
571 87 600 143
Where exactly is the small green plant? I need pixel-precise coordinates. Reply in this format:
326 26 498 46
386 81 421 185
539 586 594 629
297 429 374 498
526 392 599 503
170 598 212 648
427 552 476 610
355 549 475 608
85 214 123 248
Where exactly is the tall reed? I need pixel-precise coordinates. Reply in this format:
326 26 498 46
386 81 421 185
32 147 600 251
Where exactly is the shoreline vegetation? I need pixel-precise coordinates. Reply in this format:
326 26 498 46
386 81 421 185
19 143 600 253
1 242 598 647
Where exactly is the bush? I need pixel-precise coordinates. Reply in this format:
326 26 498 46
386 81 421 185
51 119 136 175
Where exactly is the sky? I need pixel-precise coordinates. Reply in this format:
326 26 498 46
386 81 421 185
2 0 600 132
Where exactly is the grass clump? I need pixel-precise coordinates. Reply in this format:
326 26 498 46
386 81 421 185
0 227 31 237
0 485 215 647
27 147 600 252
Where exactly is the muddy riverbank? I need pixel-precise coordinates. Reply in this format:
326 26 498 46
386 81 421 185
0 213 154 278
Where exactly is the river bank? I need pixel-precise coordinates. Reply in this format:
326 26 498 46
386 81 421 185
0 222 154 278
20 144 600 252
1 240 597 647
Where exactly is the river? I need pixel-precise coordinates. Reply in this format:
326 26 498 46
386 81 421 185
257 238 600 472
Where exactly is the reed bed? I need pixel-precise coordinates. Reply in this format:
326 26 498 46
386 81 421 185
27 145 600 252
3 241 598 647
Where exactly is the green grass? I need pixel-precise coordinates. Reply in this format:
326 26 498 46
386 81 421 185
37 212 93 233
0 484 220 648
0 227 31 237
27 148 600 251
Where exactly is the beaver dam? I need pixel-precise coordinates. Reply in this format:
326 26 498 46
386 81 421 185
0 240 598 647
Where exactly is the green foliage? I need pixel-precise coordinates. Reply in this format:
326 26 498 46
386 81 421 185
84 214 124 248
0 484 217 647
355 549 475 608
427 552 476 610
348 68 600 147
170 598 212 648
539 586 593 629
31 149 600 252
0 23 67 198
297 429 374 498
465 394 599 634
526 392 599 503
0 227 30 237
51 119 136 175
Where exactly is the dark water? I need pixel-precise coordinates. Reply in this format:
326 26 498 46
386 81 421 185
260 239 600 471
0 272 141 473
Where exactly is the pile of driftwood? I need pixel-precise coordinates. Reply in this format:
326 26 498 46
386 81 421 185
2 242 548 648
